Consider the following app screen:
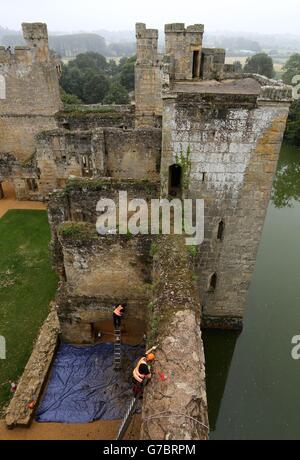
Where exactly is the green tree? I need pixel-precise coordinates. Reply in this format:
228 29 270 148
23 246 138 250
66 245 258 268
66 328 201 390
69 52 107 72
59 52 132 105
104 82 130 104
119 56 136 91
82 71 109 104
243 53 275 78
285 100 300 146
282 53 300 85
60 89 82 105
60 65 85 100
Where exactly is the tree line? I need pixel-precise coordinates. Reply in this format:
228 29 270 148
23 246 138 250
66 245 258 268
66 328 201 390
0 32 135 58
60 52 135 105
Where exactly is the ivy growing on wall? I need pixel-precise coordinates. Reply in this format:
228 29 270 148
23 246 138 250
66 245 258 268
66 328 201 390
175 144 192 195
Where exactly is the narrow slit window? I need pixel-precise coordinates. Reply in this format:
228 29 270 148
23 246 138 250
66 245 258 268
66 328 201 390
169 164 182 197
217 220 225 240
208 273 217 292
0 75 6 100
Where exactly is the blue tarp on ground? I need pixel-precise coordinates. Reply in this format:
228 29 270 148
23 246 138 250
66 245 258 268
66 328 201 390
35 342 144 424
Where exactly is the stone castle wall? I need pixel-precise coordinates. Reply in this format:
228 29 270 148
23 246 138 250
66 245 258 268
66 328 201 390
135 24 163 127
164 23 204 81
36 127 162 196
47 178 159 343
57 228 153 343
0 23 61 162
141 236 209 440
161 79 291 328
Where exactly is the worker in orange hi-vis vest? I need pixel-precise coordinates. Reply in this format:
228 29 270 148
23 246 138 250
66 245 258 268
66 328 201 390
132 347 157 396
113 303 127 330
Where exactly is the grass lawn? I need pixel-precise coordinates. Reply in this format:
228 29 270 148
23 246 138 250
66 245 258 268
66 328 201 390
0 210 58 416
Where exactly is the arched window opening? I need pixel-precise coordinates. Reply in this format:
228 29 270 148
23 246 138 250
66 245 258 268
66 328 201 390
168 164 182 197
208 273 217 292
81 155 93 177
217 220 225 240
0 75 6 100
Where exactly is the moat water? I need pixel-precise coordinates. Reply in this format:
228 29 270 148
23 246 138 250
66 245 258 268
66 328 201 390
204 143 300 440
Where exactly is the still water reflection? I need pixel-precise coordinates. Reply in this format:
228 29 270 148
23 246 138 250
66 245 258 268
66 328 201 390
204 144 300 440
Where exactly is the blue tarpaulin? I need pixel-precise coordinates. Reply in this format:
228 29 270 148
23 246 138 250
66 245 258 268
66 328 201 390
35 342 144 424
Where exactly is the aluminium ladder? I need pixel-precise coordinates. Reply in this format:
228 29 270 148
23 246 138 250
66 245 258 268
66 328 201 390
114 327 122 370
116 380 147 440
116 394 140 440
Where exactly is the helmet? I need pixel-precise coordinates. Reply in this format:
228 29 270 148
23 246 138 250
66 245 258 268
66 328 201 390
146 353 156 362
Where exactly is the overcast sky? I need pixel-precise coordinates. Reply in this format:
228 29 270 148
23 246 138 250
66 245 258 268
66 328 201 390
1 0 300 35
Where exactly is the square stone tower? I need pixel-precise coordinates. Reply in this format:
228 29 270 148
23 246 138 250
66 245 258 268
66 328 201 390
135 23 163 127
164 23 204 80
0 23 62 158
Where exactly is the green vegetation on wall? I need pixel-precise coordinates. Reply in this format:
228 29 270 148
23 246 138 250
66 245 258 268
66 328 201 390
175 145 192 194
282 54 300 146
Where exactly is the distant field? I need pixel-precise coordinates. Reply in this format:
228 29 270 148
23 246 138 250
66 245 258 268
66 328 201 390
0 210 58 416
225 56 284 73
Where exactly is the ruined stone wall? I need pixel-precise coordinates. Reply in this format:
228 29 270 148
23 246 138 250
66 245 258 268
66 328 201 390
141 236 209 440
105 128 161 180
5 308 60 428
201 48 226 80
0 116 58 162
0 152 40 200
56 107 135 131
0 23 61 162
36 127 162 196
36 129 106 195
135 24 163 127
48 178 160 343
161 80 291 328
48 178 160 228
56 226 153 343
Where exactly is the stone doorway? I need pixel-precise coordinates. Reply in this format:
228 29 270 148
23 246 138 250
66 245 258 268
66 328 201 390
193 50 201 78
168 164 182 197
0 181 16 200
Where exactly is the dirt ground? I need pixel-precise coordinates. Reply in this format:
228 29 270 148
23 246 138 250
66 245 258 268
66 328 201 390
0 415 141 440
0 182 46 218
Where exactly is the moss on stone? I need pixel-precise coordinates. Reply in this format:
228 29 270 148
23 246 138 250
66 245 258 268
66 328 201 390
64 177 159 193
57 222 97 241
